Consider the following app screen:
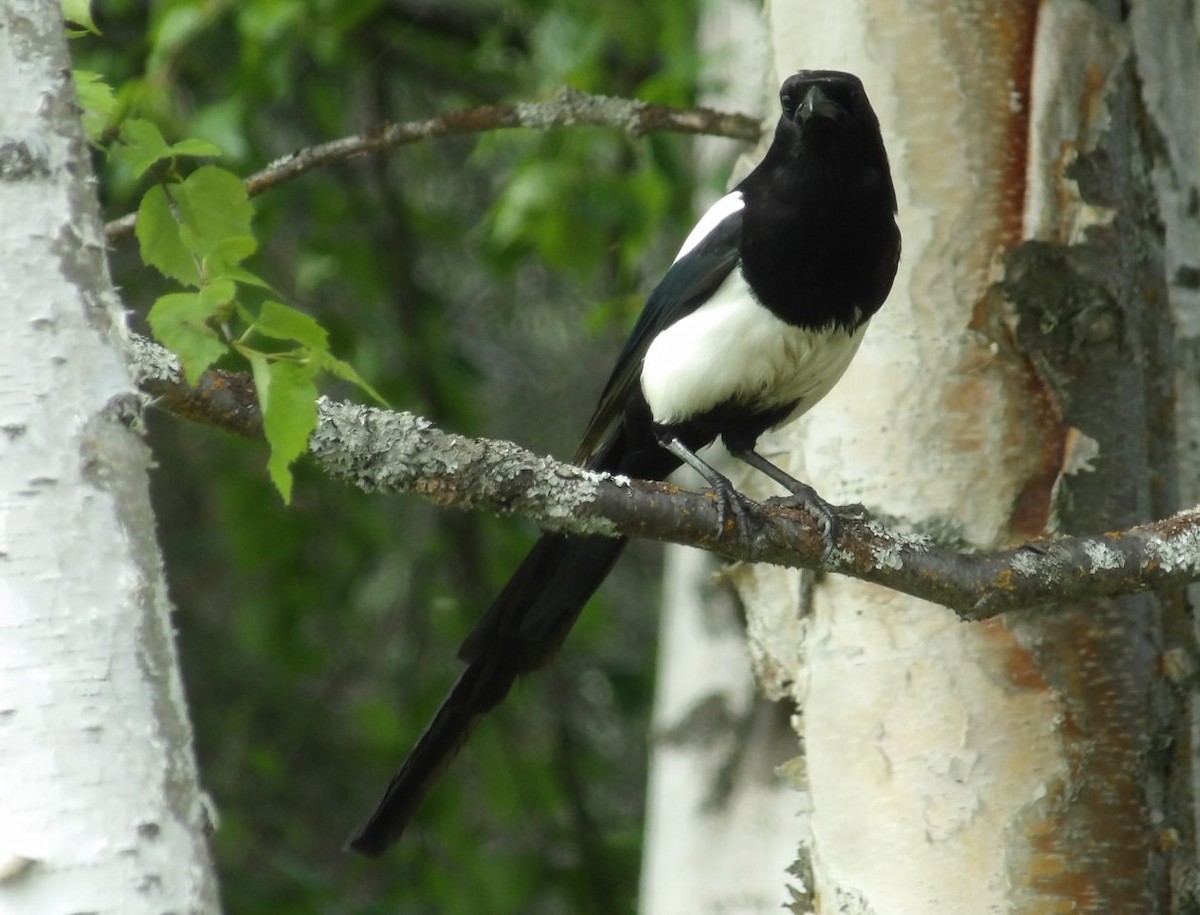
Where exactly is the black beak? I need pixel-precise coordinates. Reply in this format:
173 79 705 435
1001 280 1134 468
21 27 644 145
797 85 844 123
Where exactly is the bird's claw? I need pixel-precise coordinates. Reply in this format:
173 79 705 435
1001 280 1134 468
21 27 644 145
709 480 758 548
713 484 753 533
769 488 840 562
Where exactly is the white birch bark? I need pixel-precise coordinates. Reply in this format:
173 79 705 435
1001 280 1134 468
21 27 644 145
764 1 1191 911
639 5 813 913
646 0 1198 911
761 5 1072 910
0 3 219 912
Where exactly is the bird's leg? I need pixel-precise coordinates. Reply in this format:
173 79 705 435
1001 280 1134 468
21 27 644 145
725 445 847 561
658 435 756 539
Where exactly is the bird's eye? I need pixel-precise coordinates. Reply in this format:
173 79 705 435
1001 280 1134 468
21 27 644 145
780 92 795 115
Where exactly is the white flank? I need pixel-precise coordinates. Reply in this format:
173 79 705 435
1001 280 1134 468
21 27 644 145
674 191 745 262
640 270 869 427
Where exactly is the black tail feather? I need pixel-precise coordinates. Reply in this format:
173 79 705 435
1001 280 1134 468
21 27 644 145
347 533 628 855
346 654 511 857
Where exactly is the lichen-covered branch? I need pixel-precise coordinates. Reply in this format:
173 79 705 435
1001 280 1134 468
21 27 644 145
126 334 1200 619
104 88 762 243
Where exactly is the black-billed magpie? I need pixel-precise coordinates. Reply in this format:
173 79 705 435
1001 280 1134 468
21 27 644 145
348 70 900 856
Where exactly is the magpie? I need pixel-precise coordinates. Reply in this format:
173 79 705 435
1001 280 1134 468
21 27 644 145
348 69 900 856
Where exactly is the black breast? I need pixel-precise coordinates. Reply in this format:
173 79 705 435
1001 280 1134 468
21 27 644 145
737 121 900 333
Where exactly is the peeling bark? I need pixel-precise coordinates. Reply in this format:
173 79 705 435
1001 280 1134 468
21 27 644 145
1002 20 1186 909
732 1 1198 912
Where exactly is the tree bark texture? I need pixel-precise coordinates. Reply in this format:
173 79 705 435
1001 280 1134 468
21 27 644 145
638 7 808 912
127 335 1200 616
0 4 219 912
717 1 1200 912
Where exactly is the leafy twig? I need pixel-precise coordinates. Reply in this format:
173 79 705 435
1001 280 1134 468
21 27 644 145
105 88 763 243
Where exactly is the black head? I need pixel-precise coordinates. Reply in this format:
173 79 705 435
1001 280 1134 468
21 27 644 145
760 69 894 212
778 70 872 132
734 69 899 329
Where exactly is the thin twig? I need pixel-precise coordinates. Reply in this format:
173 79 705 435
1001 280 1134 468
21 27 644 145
104 88 763 243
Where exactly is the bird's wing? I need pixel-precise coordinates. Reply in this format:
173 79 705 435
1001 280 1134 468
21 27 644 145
574 199 744 466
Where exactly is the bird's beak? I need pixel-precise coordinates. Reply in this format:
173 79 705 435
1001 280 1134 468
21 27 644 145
797 86 844 123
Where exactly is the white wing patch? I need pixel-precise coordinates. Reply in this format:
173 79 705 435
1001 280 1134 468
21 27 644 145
673 191 745 262
640 270 868 427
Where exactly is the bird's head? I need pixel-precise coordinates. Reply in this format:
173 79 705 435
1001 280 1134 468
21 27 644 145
752 69 896 216
776 70 877 141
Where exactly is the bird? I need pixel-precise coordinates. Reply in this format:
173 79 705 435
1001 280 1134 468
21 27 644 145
347 69 901 856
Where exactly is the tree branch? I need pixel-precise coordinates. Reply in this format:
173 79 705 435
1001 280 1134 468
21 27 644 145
126 334 1200 620
104 89 763 244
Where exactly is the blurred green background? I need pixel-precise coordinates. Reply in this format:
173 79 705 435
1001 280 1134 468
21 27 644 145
77 1 748 911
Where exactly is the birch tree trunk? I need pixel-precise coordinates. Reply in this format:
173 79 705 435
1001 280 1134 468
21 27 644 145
638 5 810 912
0 3 219 912
644 1 1199 912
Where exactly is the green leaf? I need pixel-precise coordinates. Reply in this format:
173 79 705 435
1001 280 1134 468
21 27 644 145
201 235 259 280
251 300 387 406
254 359 318 504
311 349 388 406
137 167 254 287
222 265 275 291
73 71 115 142
197 277 237 317
147 291 229 380
246 350 271 411
120 119 174 178
62 0 98 35
137 185 200 285
116 119 219 176
254 300 328 349
169 137 223 158
175 166 253 258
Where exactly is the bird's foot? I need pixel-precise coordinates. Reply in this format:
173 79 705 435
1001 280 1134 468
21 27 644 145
723 445 855 562
658 434 761 548
709 476 759 544
766 483 842 562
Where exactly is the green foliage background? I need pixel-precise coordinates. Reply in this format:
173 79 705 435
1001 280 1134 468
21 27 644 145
75 1 746 911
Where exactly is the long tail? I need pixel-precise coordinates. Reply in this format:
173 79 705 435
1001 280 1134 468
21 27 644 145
346 532 628 856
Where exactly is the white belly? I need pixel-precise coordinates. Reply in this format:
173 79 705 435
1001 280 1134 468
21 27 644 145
639 270 868 427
